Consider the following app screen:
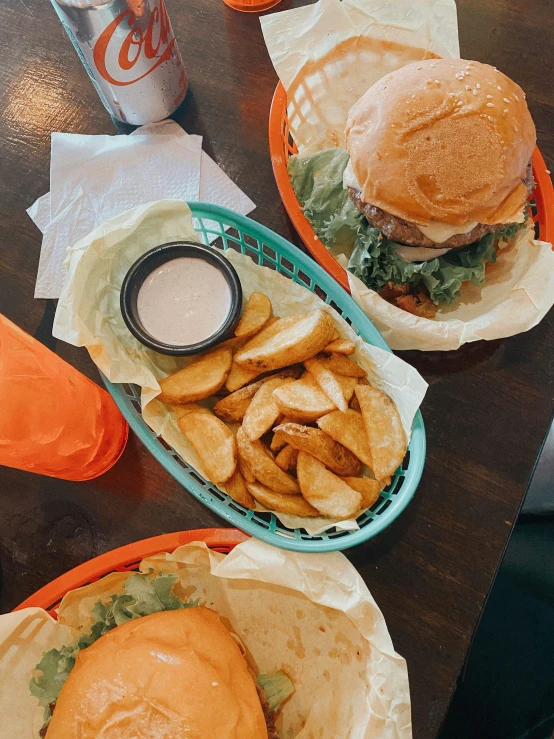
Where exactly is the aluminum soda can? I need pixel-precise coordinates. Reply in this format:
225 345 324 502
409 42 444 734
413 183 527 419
50 0 188 125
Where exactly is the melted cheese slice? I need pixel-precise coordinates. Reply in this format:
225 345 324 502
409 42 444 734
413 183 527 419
417 220 479 243
343 158 526 246
393 245 452 262
343 159 362 191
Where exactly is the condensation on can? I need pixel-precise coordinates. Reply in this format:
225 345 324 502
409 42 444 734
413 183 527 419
51 0 188 125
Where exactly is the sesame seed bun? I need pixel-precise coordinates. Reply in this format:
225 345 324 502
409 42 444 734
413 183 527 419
345 59 536 226
44 607 269 739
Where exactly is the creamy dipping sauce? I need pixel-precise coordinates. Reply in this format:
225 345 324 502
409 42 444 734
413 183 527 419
137 257 231 346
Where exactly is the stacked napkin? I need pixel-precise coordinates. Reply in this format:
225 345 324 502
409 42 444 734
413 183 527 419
28 120 255 299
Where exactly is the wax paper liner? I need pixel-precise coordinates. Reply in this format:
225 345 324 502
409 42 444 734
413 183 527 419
261 0 459 155
261 0 554 349
0 539 411 738
348 228 554 350
53 200 427 535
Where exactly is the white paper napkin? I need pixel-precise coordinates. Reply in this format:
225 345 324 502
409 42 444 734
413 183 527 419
28 121 255 299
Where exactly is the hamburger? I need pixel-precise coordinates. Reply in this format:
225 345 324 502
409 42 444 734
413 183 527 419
31 575 292 739
288 59 536 318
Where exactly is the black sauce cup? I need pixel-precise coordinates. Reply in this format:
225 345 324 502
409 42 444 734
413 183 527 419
120 241 242 356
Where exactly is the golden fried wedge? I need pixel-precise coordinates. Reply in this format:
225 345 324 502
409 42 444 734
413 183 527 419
304 357 347 412
224 469 255 508
235 309 336 372
323 338 356 355
273 423 362 477
274 445 298 472
171 403 211 420
270 427 288 452
235 292 272 338
355 385 407 481
238 453 256 483
159 347 232 404
340 477 381 510
317 409 373 469
214 377 265 422
272 378 336 422
225 362 262 392
178 410 236 483
242 376 294 440
322 353 366 378
236 426 299 494
335 375 358 403
246 482 319 518
217 335 249 353
215 368 302 423
296 452 362 519
225 319 285 392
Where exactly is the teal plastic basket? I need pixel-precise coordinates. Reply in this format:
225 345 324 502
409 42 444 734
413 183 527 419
102 202 426 552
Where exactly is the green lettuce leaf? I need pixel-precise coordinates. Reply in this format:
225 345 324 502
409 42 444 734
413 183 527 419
30 572 295 733
257 671 295 713
30 572 199 728
288 148 525 306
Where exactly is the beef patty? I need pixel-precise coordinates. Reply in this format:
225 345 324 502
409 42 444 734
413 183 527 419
349 160 534 250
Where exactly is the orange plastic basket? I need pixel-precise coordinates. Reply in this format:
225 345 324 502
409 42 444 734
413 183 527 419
269 81 554 293
14 529 248 617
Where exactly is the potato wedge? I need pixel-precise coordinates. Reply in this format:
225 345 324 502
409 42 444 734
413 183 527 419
340 477 381 510
317 409 373 468
246 482 319 518
355 386 407 481
238 453 256 483
224 469 255 508
275 445 298 472
335 375 358 403
323 338 356 355
242 376 294 440
178 410 236 483
235 309 336 372
304 357 347 412
225 319 286 392
217 335 249 353
235 292 272 338
215 368 302 423
296 452 362 519
273 378 336 422
322 353 366 378
236 426 299 494
274 423 362 476
270 427 288 452
213 378 263 423
171 403 211 420
159 347 232 404
225 362 262 392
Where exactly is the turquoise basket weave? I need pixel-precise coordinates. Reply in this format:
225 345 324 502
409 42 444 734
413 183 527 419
102 202 426 552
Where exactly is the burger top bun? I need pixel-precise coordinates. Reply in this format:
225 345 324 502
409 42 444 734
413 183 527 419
345 59 536 227
45 607 269 739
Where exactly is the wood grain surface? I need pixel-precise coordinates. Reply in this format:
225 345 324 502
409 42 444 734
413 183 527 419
0 0 553 736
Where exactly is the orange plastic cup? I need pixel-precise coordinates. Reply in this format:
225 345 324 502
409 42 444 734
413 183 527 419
222 0 282 12
0 314 128 481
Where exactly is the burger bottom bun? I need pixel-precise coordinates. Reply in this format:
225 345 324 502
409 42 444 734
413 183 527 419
45 607 269 739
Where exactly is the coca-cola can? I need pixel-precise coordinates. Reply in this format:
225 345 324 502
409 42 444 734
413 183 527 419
50 0 188 125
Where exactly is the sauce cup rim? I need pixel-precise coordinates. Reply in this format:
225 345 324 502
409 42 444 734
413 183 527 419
120 241 243 356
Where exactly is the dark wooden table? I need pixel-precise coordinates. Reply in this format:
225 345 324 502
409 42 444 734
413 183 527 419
0 0 553 736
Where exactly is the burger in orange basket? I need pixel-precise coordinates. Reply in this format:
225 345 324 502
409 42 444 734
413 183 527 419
289 59 536 318
30 574 293 738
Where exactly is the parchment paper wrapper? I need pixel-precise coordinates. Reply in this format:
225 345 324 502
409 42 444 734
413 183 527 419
261 0 554 350
0 539 411 738
261 0 459 155
53 200 427 536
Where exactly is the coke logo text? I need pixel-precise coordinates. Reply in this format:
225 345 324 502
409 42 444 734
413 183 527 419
93 0 175 86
